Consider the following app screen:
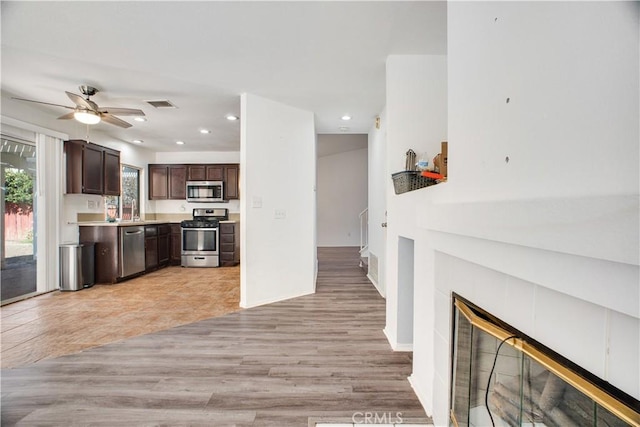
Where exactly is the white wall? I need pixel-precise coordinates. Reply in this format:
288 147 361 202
317 141 367 247
383 55 447 353
367 109 387 295
240 93 317 308
404 3 639 425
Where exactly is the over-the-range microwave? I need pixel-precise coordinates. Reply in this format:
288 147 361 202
186 181 224 203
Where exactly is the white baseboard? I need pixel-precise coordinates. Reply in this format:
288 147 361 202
240 288 314 309
408 374 434 423
366 273 385 298
383 327 414 352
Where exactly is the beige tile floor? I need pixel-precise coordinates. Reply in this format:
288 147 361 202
1 265 241 368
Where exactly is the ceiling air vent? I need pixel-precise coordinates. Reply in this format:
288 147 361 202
146 100 178 108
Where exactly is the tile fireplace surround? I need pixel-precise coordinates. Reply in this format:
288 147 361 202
403 193 639 425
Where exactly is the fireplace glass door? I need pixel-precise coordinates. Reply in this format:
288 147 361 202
450 295 639 427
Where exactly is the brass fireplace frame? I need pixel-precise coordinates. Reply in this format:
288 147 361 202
451 296 640 427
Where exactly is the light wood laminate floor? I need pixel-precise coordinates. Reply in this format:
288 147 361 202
1 265 241 368
1 247 428 426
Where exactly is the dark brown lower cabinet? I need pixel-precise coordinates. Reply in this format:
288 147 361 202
145 226 158 271
219 222 240 267
79 226 119 284
80 222 181 283
158 224 170 266
170 224 182 265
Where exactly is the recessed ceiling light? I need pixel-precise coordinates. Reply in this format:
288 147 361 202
200 129 211 134
132 139 143 144
134 117 147 122
176 141 185 145
226 115 239 121
341 115 352 121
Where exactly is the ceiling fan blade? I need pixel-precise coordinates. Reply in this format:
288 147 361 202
100 113 132 128
66 91 96 110
99 107 145 116
12 97 74 110
57 112 76 120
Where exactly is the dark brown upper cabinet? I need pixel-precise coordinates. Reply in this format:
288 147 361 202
149 165 169 199
65 139 120 196
149 163 238 201
188 164 224 181
149 164 187 200
223 165 239 200
103 148 121 196
168 165 187 199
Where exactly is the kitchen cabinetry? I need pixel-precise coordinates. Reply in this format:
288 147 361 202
170 224 182 265
169 165 187 199
158 224 170 266
219 222 240 267
145 226 158 271
65 139 120 196
148 163 239 201
148 165 187 200
80 222 179 283
79 226 119 283
223 165 239 200
103 148 121 196
149 165 168 199
188 165 223 181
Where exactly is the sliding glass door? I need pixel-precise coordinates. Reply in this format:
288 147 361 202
1 137 38 303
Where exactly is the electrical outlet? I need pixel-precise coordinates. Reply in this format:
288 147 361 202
87 200 96 209
252 196 262 208
274 209 286 219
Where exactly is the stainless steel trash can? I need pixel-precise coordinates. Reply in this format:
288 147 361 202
59 242 95 291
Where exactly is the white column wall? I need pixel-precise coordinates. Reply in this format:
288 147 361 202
383 55 447 351
409 3 639 425
240 93 317 308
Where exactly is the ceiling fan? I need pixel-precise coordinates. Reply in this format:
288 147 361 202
12 85 145 128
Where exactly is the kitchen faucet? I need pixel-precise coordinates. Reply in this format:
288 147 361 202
131 199 139 221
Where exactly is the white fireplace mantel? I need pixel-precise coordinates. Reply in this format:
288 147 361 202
419 192 639 318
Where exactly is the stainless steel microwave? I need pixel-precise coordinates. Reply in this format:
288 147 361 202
186 181 224 203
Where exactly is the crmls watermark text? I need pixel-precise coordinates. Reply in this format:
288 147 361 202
352 411 403 424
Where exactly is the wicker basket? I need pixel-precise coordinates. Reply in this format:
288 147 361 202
391 171 436 195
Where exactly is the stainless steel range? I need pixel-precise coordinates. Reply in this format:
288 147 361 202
180 208 228 267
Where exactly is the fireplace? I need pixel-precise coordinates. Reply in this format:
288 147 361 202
450 294 640 427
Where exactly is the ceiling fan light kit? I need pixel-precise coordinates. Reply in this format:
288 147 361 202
74 110 101 125
12 85 145 129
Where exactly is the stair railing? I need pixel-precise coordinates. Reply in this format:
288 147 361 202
359 207 368 255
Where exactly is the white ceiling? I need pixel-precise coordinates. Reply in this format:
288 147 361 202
1 1 446 152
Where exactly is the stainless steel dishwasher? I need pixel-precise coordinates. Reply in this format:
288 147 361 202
119 226 145 278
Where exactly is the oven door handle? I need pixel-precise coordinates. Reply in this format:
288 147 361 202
181 228 219 231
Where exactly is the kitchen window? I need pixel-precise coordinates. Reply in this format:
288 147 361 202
104 165 141 220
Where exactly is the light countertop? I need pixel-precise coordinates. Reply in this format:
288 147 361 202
75 219 235 226
75 220 180 226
